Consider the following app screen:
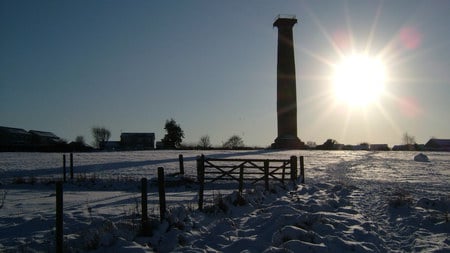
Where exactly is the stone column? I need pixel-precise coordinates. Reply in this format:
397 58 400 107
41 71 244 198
272 16 304 149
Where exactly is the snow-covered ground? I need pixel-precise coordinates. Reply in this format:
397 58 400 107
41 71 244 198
0 150 449 252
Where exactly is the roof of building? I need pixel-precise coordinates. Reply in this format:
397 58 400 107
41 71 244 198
425 138 450 147
0 126 30 135
29 130 60 139
121 132 155 137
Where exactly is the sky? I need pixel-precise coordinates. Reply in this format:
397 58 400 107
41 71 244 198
1 0 449 147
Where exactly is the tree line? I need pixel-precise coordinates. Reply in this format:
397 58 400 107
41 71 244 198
83 121 420 151
87 118 247 150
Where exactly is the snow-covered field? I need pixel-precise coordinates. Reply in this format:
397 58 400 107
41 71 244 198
0 150 449 252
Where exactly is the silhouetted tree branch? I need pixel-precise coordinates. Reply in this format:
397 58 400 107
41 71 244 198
92 127 111 149
222 135 244 149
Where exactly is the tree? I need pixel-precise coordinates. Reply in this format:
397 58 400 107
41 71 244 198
402 132 416 145
359 142 370 150
402 132 416 150
222 135 244 149
92 127 111 149
198 135 212 149
317 139 338 150
75 136 85 145
161 119 184 148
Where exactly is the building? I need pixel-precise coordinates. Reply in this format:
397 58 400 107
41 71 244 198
369 144 390 151
155 141 164 149
0 126 67 151
103 141 121 151
392 145 410 151
353 143 370 150
120 133 155 150
29 130 64 146
0 126 32 150
425 138 450 152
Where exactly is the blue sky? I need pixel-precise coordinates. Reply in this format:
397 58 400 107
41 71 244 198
1 0 449 147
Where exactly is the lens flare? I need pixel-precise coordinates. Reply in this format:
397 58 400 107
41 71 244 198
397 96 423 118
399 26 422 50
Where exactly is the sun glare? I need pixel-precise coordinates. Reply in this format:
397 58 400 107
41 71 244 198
333 54 386 106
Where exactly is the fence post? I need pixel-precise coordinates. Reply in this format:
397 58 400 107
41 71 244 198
238 165 244 195
158 167 166 221
63 154 66 182
70 153 74 180
290 156 298 181
300 156 305 184
197 155 205 211
55 181 63 253
141 178 148 233
178 154 184 175
264 160 269 191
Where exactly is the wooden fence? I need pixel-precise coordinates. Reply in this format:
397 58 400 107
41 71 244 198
62 153 74 182
55 154 305 250
196 154 304 210
60 153 186 182
55 167 168 252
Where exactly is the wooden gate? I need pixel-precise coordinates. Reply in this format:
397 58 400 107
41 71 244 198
196 155 301 210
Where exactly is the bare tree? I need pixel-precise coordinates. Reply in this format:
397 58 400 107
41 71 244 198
198 135 212 149
317 139 338 150
402 132 416 150
402 132 416 145
92 127 111 149
222 135 244 149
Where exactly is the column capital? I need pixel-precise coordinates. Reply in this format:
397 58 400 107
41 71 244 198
273 16 297 28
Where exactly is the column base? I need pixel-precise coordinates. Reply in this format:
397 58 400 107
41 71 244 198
272 136 305 149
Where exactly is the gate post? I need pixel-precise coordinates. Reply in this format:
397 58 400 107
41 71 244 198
62 154 66 182
158 167 166 221
141 178 149 234
264 160 269 191
197 155 205 211
238 165 244 195
299 156 305 184
178 154 184 175
70 153 74 180
290 156 298 181
55 182 63 253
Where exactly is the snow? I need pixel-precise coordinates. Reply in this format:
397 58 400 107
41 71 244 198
0 150 449 252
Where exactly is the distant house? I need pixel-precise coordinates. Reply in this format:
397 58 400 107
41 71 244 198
392 143 426 151
392 145 405 151
104 141 121 151
425 138 450 152
392 144 415 151
334 144 345 150
0 127 71 151
120 133 155 150
353 143 370 150
0 126 32 149
370 144 390 151
29 130 64 146
156 141 164 149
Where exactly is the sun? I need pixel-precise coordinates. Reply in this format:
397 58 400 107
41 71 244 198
333 54 386 107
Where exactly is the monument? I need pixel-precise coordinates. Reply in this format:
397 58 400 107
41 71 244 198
272 15 304 149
